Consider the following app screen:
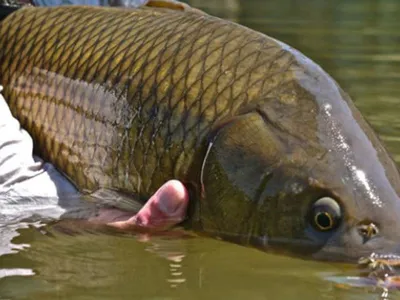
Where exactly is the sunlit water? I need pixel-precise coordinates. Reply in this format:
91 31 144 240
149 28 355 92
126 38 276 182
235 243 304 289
1 0 400 299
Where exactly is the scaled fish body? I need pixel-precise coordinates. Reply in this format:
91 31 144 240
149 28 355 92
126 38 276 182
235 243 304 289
1 4 400 262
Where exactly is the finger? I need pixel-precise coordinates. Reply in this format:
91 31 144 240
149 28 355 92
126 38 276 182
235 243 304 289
108 180 189 231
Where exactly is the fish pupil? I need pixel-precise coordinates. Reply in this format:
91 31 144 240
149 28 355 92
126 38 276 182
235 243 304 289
315 212 333 230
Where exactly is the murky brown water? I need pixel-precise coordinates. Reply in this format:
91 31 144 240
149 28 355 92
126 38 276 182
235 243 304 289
1 0 400 299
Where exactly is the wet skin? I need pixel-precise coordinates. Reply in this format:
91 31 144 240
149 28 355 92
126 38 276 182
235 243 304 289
0 5 400 262
93 180 189 231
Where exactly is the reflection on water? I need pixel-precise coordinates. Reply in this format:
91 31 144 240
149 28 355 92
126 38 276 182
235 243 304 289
2 0 400 299
0 225 357 300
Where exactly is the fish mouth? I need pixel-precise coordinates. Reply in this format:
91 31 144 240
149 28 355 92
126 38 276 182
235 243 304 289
358 252 400 277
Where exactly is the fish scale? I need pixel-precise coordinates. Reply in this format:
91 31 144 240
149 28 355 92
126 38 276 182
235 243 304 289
0 6 282 198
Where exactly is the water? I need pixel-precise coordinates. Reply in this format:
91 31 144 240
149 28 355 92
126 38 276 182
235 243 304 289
1 0 400 299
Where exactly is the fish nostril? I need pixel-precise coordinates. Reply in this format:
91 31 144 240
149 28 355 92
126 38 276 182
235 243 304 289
357 222 379 241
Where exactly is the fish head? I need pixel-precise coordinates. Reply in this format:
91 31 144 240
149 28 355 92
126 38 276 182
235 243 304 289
194 47 400 262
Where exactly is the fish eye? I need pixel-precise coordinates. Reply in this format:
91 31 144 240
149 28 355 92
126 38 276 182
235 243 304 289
310 197 342 231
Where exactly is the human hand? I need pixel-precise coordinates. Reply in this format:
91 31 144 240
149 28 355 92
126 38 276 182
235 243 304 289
89 180 189 232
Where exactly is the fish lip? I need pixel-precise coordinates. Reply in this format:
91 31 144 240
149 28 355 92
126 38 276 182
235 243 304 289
357 252 400 279
358 252 400 267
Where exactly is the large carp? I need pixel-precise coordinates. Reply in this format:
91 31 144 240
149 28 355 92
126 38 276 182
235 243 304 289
0 2 400 262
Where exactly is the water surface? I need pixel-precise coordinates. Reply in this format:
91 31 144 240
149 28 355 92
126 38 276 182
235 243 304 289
1 0 400 299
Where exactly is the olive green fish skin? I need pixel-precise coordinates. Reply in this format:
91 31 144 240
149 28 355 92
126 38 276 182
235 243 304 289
2 5 400 262
0 6 288 194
